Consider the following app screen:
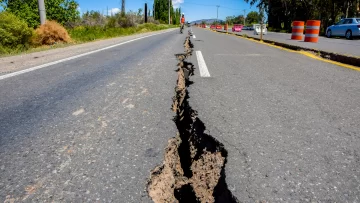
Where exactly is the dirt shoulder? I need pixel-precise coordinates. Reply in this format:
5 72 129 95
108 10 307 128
0 28 176 75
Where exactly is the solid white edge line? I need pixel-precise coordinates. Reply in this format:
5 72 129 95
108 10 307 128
196 51 210 77
0 29 175 81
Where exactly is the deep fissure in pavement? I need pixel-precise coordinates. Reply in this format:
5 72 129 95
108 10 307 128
147 36 238 202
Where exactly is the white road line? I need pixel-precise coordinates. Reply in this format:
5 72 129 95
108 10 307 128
196 51 210 77
0 29 175 81
193 35 196 39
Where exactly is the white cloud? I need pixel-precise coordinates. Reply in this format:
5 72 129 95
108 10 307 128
172 0 184 8
107 8 121 16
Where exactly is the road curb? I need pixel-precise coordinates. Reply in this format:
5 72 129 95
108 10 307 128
213 29 360 68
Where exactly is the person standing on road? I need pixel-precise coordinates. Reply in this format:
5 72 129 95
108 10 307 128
180 13 185 31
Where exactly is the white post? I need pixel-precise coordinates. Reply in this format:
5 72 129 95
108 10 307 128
37 0 46 25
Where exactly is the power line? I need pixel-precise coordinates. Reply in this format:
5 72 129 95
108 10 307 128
181 2 242 10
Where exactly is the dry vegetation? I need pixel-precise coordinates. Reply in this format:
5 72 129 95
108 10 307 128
32 21 71 45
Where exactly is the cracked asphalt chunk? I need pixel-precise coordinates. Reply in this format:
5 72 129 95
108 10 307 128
147 35 239 203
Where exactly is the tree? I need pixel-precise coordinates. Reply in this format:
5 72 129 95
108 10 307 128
244 0 359 33
246 11 260 24
3 0 80 28
153 0 175 24
225 16 234 25
138 8 143 16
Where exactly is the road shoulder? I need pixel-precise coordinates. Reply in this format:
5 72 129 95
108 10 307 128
0 28 176 76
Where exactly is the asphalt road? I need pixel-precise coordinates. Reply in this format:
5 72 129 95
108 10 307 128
1 27 360 202
0 30 183 202
191 27 360 202
218 28 360 57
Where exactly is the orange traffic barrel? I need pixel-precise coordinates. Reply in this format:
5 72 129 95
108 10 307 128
304 20 321 43
224 24 228 31
291 21 304 40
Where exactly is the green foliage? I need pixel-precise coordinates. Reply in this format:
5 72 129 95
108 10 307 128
244 0 360 32
173 8 181 25
138 8 143 16
0 11 33 54
246 11 260 24
81 11 106 27
3 0 80 28
68 23 175 42
154 0 180 24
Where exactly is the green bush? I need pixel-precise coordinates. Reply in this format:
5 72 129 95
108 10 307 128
69 23 175 42
0 12 33 54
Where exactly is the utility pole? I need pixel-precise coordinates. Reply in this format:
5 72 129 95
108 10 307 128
216 5 220 24
121 0 125 15
168 0 170 25
243 9 246 25
260 6 264 41
153 4 155 19
145 3 148 23
37 0 46 25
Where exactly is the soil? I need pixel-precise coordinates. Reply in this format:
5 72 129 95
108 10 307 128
147 35 238 203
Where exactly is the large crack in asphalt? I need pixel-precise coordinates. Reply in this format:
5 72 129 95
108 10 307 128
147 35 238 203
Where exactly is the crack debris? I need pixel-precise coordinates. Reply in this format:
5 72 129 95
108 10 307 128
147 35 238 203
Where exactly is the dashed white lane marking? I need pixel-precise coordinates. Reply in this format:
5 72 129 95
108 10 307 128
196 51 210 77
193 35 196 39
0 29 175 81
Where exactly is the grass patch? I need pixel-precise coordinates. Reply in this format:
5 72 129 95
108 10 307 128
69 23 177 42
0 23 176 57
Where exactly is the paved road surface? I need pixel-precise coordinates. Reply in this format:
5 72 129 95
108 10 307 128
1 27 359 202
217 28 360 57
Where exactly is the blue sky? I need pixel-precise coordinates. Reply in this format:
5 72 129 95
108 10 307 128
76 0 259 22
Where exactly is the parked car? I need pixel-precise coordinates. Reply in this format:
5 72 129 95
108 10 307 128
216 25 222 29
326 18 360 39
253 24 267 35
243 26 254 31
232 24 243 32
210 25 216 29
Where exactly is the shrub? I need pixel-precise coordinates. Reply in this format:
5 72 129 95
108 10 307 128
32 20 71 45
117 15 136 28
69 23 174 42
0 12 34 54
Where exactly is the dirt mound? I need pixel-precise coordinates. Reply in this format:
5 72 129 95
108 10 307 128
147 36 238 203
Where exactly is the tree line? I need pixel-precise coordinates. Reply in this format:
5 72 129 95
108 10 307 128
244 0 360 32
153 0 182 25
225 11 261 25
0 0 79 28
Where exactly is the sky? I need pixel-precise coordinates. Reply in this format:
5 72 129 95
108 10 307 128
76 0 259 22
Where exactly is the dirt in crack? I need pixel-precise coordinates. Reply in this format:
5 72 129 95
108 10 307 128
147 35 238 203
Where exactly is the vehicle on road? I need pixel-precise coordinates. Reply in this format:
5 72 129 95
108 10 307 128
326 18 360 39
232 24 243 32
216 25 222 29
210 25 216 29
253 24 267 35
243 26 254 31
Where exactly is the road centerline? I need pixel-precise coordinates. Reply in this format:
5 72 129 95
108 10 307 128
196 51 210 77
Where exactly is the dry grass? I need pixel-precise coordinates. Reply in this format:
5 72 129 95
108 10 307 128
32 20 71 45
